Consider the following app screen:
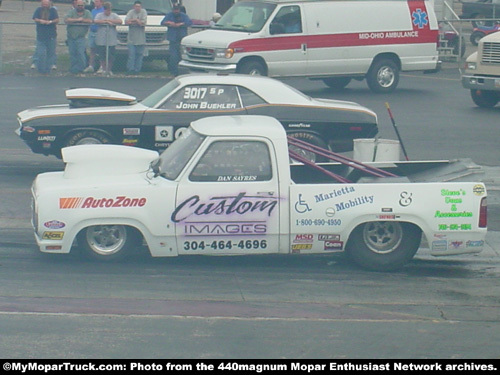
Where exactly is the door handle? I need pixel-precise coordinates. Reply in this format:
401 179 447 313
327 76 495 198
258 191 275 195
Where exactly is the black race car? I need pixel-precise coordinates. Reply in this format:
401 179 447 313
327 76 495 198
16 74 378 159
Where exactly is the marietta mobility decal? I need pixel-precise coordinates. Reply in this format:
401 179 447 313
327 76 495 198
59 196 147 209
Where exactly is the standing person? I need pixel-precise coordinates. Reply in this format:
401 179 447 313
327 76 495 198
65 0 92 74
83 0 104 73
94 2 122 74
161 3 191 76
32 0 59 75
125 1 147 74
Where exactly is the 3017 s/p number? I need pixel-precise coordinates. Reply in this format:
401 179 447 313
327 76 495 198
183 239 267 251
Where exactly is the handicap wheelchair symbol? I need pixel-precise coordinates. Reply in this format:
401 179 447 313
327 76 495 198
295 194 312 213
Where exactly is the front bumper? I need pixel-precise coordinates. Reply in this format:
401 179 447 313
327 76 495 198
462 74 500 91
179 60 238 73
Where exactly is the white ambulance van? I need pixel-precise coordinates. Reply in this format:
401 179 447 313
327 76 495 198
180 0 441 92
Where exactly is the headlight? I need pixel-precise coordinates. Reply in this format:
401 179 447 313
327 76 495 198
466 62 477 70
215 48 234 59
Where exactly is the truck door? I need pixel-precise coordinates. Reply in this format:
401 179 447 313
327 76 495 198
173 138 280 255
267 5 307 76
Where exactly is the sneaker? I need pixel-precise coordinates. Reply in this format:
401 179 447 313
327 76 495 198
83 66 94 73
96 67 104 74
51 65 57 70
31 64 36 69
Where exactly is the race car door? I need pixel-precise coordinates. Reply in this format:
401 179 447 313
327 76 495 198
173 138 280 255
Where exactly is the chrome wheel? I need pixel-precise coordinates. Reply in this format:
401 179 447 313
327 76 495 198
85 225 127 256
362 221 403 254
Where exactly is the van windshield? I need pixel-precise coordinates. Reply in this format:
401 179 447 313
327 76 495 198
214 2 277 32
107 0 172 15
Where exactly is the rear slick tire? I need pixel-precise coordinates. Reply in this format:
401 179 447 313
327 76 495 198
346 221 421 271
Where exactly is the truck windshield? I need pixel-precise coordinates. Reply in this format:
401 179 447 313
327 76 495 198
107 0 172 15
156 128 206 181
214 2 277 32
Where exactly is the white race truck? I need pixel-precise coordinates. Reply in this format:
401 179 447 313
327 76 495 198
31 116 488 271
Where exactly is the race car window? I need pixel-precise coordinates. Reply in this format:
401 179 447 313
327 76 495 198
160 85 242 111
190 141 272 182
237 87 267 107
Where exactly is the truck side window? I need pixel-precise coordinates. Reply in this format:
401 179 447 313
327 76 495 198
270 6 302 35
160 85 242 110
190 141 272 182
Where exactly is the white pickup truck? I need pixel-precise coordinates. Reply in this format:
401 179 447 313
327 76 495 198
31 116 488 271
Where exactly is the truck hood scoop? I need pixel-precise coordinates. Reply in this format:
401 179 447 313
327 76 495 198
65 88 137 108
62 145 159 179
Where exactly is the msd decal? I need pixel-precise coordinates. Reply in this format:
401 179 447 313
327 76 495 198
59 196 147 209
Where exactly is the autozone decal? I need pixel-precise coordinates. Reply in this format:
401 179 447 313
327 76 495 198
59 196 147 209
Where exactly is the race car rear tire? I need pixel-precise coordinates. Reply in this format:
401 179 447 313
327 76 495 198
288 132 328 163
366 59 399 93
65 130 111 147
471 89 499 108
322 77 352 90
78 225 142 261
346 221 421 271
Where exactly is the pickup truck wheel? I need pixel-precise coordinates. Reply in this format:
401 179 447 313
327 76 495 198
346 222 421 271
322 77 352 90
79 225 141 261
237 61 266 76
471 89 499 108
470 31 485 46
65 130 111 146
288 132 328 163
366 59 399 93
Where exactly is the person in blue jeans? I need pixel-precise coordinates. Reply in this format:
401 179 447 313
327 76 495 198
161 4 191 76
32 0 59 74
125 1 147 73
65 0 92 74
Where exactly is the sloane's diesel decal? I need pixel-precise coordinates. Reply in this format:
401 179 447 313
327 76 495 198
59 196 147 209
171 193 278 223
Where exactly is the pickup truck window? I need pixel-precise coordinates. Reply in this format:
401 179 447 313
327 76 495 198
190 141 272 182
158 128 205 180
160 85 242 111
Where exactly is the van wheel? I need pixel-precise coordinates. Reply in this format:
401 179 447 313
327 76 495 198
65 130 111 147
366 59 399 93
237 60 266 76
346 222 421 271
78 225 142 261
322 77 352 90
471 89 499 108
288 132 328 163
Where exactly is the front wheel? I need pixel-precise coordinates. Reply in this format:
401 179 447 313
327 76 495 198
78 225 142 261
471 89 499 108
65 130 111 147
366 59 399 93
346 221 421 271
237 60 267 76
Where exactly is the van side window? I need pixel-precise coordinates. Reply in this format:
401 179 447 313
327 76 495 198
190 141 272 182
160 85 242 111
270 6 302 35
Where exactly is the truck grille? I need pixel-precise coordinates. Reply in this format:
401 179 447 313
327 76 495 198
117 32 167 45
481 42 500 65
186 47 215 61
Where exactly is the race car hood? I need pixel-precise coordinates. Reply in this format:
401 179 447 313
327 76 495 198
65 88 137 108
62 144 159 179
